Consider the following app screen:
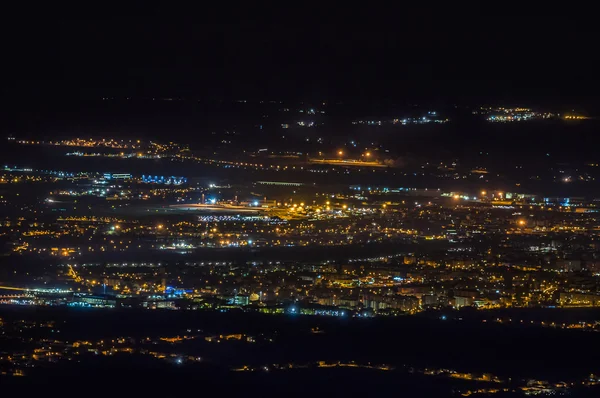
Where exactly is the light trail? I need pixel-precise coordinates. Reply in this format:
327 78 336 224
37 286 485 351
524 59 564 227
0 286 28 291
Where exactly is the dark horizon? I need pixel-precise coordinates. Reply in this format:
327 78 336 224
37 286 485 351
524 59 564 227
2 10 600 109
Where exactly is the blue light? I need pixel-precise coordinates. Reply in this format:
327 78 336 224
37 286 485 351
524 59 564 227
441 315 447 320
253 201 259 206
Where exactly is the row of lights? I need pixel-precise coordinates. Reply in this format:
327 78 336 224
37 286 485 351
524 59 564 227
338 151 371 157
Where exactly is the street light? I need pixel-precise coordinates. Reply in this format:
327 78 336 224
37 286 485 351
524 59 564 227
338 150 343 156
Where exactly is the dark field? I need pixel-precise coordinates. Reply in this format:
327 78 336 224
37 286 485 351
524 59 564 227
2 306 600 396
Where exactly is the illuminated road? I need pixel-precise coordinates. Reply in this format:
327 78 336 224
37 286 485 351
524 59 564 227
0 285 28 291
308 158 387 167
169 204 265 213
0 286 72 294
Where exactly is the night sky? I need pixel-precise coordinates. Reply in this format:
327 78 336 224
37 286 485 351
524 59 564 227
2 8 598 106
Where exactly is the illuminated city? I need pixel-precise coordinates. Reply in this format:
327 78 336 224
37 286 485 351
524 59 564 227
2 9 600 397
3 117 600 394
